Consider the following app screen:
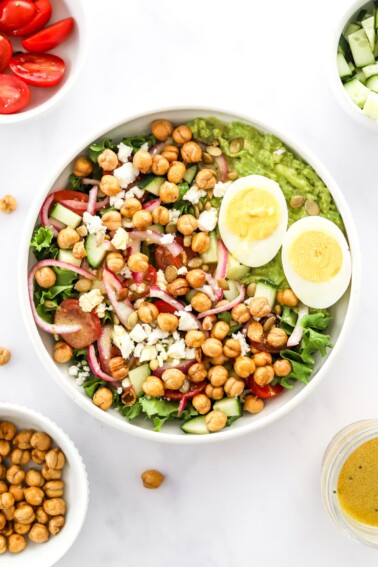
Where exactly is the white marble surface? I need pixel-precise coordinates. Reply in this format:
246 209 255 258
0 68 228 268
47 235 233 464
0 0 377 564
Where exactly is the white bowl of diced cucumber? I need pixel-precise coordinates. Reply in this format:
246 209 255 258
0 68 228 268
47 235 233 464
334 0 378 126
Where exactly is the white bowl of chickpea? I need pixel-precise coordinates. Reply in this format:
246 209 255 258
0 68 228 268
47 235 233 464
0 404 88 565
20 107 360 443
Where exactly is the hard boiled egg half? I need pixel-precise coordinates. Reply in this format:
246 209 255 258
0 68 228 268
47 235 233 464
218 174 288 267
281 216 351 309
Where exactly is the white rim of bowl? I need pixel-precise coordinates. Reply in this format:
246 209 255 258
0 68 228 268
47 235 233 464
19 105 362 444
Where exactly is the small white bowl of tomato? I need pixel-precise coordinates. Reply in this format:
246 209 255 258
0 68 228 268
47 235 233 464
0 0 87 123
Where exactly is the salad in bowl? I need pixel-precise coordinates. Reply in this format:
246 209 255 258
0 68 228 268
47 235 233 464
25 110 356 439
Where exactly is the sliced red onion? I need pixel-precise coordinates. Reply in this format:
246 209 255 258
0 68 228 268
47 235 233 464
88 344 118 382
149 137 172 157
59 197 109 213
103 268 134 327
130 230 183 257
132 272 143 284
97 324 113 374
152 359 195 378
82 178 101 185
129 240 141 256
287 304 309 347
142 198 161 212
197 283 245 319
40 194 59 237
149 286 185 311
86 186 98 216
215 155 229 182
206 272 223 302
214 240 228 280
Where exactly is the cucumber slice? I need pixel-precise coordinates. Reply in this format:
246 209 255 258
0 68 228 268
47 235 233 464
348 61 356 72
349 29 375 67
58 249 82 267
376 6 378 29
181 416 209 434
356 9 368 24
128 363 150 396
138 175 165 196
366 74 378 92
362 62 378 78
223 280 240 301
213 398 242 417
226 254 250 280
337 53 353 78
150 224 164 234
356 68 367 83
255 280 277 310
344 78 371 108
184 289 197 304
200 232 218 264
85 234 108 268
362 16 376 50
363 90 378 119
184 165 198 185
344 23 361 42
338 35 350 56
50 203 82 229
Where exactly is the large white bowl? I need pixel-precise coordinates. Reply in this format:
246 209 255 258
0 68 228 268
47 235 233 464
0 403 88 566
0 0 87 124
19 107 361 444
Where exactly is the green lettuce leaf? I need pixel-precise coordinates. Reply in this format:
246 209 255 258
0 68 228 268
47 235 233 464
300 328 332 364
53 267 78 286
83 378 109 398
121 134 155 151
301 312 332 331
30 226 54 252
89 139 117 163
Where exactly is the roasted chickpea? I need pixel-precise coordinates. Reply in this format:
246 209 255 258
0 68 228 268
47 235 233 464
0 534 6 554
108 357 128 380
161 368 185 390
181 141 202 163
141 469 165 489
253 351 272 367
247 321 264 343
10 449 30 467
211 321 230 340
173 124 192 144
184 330 206 348
72 240 87 260
0 464 5 480
132 209 152 230
157 313 179 333
267 327 287 348
74 278 92 293
201 338 223 358
120 197 142 218
191 292 212 313
9 485 24 502
210 354 229 365
162 145 179 163
133 149 152 173
152 205 169 225
99 174 121 197
253 365 274 387
0 492 14 510
43 498 66 517
142 376 165 398
14 505 35 525
186 268 206 288
0 422 15 441
208 365 228 387
177 214 198 235
128 253 149 273
24 487 44 507
4 505 15 520
8 534 26 554
234 356 255 378
6 466 25 485
273 359 292 377
0 349 10 367
106 251 125 274
151 119 173 141
205 410 227 432
73 156 93 177
31 450 47 466
248 297 271 318
151 154 169 176
166 278 189 296
224 377 245 398
167 160 186 184
102 210 122 231
223 338 241 358
0 441 10 458
57 226 80 250
202 314 217 331
45 448 65 470
188 362 207 383
26 469 44 487
138 302 159 323
192 394 211 415
92 387 113 411
98 148 118 171
29 523 49 544
49 515 65 536
159 181 179 203
231 303 250 323
191 232 210 254
279 289 299 307
43 481 64 499
0 481 7 495
243 395 265 414
35 507 49 525
35 267 56 289
53 342 73 364
0 513 5 530
195 168 217 190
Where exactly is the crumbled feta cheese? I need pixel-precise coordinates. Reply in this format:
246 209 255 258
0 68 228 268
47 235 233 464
198 207 218 232
169 209 180 223
175 310 198 331
129 324 148 343
119 265 132 278
82 365 90 372
117 387 123 394
109 190 126 210
133 298 144 309
122 378 131 388
96 303 112 318
183 184 206 205
156 269 167 291
160 233 174 244
185 348 196 359
197 285 217 302
141 142 149 151
111 227 129 250
79 289 104 313
113 325 134 359
117 142 133 163
177 266 188 275
147 328 169 345
76 374 87 387
125 186 145 199
68 365 79 377
139 345 158 362
114 162 139 188
134 343 144 358
83 212 106 235
167 339 187 359
213 181 231 198
244 297 253 306
232 331 250 356
122 219 134 229
273 148 285 155
184 304 193 312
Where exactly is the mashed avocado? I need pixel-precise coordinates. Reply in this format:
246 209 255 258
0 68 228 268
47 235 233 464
188 117 343 287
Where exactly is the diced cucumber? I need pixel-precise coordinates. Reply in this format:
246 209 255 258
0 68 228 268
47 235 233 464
344 78 371 108
348 61 356 72
138 175 165 196
281 306 298 328
349 29 375 67
50 203 82 229
184 165 198 185
362 62 378 77
181 416 209 434
58 249 82 267
150 224 164 234
213 398 242 417
337 53 353 78
200 232 218 264
356 68 367 83
224 280 239 301
338 35 350 56
344 23 361 42
254 280 277 310
374 37 378 56
184 289 197 304
376 5 378 29
366 74 378 92
128 363 150 397
226 254 250 280
356 9 368 24
362 16 376 50
85 234 108 268
363 90 378 119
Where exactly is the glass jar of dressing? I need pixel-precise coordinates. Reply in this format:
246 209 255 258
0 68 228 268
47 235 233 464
322 420 378 548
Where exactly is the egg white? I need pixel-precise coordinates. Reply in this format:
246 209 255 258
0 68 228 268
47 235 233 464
281 216 352 309
218 175 288 268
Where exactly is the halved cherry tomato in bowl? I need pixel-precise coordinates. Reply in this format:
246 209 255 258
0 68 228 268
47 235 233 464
22 16 74 52
155 245 184 270
0 74 30 114
0 0 36 34
9 52 65 87
249 379 284 399
12 0 51 36
54 299 102 349
0 34 12 72
141 265 157 286
163 381 206 400
53 190 89 213
152 300 177 314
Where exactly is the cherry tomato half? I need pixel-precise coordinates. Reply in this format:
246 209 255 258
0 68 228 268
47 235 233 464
153 300 177 315
164 380 206 400
249 379 284 399
0 74 30 114
0 34 12 72
0 0 36 34
53 190 89 213
141 265 157 286
12 0 51 36
155 246 184 270
22 16 74 52
54 299 102 349
9 52 65 87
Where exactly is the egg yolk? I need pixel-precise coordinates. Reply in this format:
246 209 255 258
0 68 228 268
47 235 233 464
288 230 342 282
225 187 280 241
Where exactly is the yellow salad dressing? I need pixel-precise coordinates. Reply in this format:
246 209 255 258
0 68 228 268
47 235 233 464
337 438 378 526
